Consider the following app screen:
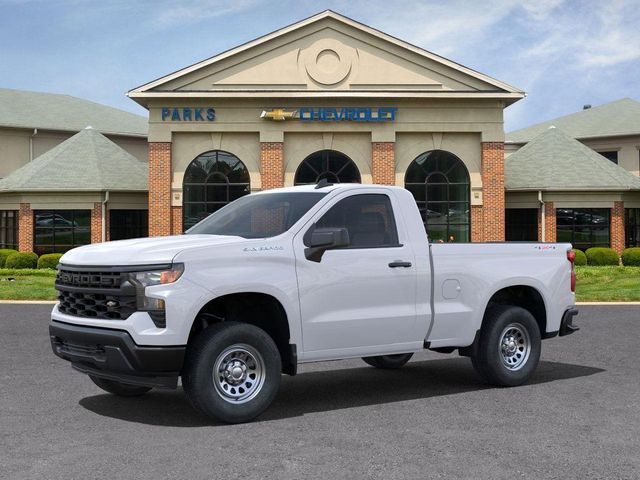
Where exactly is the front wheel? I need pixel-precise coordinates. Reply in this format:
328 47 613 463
362 353 414 369
471 305 541 387
182 321 281 424
89 376 152 397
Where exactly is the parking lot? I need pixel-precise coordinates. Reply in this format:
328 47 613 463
1 304 639 479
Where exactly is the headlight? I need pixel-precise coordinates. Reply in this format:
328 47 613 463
128 264 184 312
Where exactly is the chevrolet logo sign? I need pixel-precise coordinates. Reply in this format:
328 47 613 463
260 108 297 121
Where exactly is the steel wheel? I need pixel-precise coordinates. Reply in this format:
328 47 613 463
498 322 531 371
213 343 266 404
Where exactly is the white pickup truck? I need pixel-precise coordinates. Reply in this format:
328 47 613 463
50 183 579 423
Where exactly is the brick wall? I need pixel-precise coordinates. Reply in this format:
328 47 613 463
611 201 625 254
148 142 172 236
544 202 556 242
372 142 395 185
260 142 284 190
18 203 33 252
171 206 183 235
480 142 505 241
471 205 483 242
91 202 102 243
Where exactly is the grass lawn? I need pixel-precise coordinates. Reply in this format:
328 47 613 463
575 266 640 302
0 266 638 302
0 269 57 301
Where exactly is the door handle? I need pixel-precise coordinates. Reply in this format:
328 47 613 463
388 261 412 268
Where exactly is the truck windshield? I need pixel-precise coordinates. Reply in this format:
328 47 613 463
186 192 327 238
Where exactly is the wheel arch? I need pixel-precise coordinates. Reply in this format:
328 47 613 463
482 284 548 337
188 291 296 375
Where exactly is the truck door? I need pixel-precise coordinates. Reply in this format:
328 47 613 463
293 190 418 358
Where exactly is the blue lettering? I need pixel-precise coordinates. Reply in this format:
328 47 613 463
299 107 310 121
206 108 216 121
194 108 204 121
183 108 192 121
171 108 181 121
161 108 170 121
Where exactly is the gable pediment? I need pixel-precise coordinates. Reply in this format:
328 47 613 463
130 11 523 100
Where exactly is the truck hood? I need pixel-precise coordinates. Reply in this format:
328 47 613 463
60 235 245 267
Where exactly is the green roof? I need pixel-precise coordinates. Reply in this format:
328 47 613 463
505 126 640 191
0 127 148 192
0 88 147 137
506 98 640 143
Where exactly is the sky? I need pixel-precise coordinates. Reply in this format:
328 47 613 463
1 0 639 132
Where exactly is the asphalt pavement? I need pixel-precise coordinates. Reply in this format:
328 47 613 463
1 304 639 479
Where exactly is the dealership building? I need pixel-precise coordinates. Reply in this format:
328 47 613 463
1 10 640 254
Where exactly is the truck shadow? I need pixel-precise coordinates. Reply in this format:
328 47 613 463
78 358 604 427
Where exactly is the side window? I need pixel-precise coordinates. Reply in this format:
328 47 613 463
314 194 400 248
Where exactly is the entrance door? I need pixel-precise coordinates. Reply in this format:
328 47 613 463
293 190 418 359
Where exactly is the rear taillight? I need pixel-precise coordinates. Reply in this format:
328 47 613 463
567 250 576 292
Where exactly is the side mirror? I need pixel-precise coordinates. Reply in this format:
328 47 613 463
304 227 350 262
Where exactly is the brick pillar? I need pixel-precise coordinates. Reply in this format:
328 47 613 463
372 142 395 185
260 142 284 190
471 205 483 242
148 142 172 236
481 142 505 241
91 202 102 243
18 203 33 252
611 201 625 254
544 202 556 242
171 206 183 235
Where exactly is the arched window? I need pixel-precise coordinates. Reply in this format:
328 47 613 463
405 150 470 242
183 150 250 231
294 150 361 185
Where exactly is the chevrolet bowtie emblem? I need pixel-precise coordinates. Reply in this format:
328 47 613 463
260 108 297 121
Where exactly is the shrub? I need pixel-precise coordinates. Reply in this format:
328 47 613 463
572 249 587 266
4 251 38 269
585 247 619 266
37 253 63 269
0 248 18 268
621 247 640 266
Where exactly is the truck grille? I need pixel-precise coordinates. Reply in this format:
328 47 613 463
56 268 137 320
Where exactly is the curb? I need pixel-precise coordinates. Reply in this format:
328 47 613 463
0 300 57 304
576 301 640 306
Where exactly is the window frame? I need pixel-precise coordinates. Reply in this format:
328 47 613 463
109 209 149 241
182 150 250 232
625 208 640 247
304 193 402 250
33 209 91 255
404 150 470 243
0 210 18 250
555 207 611 250
294 150 361 186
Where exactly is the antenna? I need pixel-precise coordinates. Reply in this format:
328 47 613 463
315 178 333 189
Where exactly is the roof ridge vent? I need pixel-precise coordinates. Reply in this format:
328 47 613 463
84 125 94 130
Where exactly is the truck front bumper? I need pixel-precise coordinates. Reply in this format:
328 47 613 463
50 320 185 389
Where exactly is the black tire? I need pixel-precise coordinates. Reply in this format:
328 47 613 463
89 375 152 397
362 353 414 369
182 321 281 424
471 305 541 387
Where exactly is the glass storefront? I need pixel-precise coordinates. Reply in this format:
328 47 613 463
34 210 91 255
556 208 610 251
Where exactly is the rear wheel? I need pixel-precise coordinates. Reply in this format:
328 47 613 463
182 321 281 424
89 376 152 397
362 353 414 369
471 305 541 386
